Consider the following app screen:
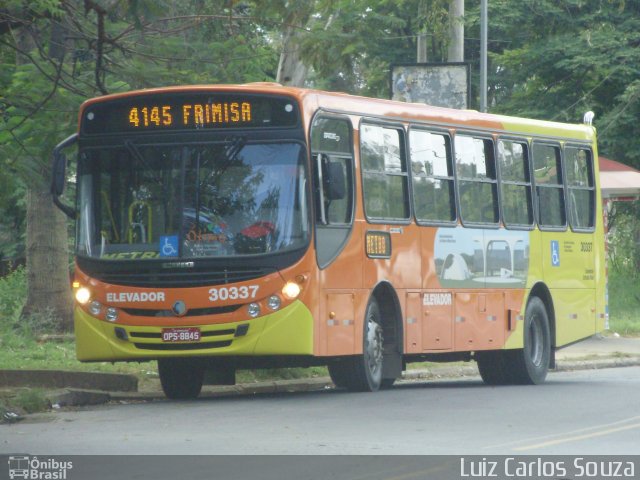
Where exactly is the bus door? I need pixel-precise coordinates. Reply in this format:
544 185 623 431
311 115 360 356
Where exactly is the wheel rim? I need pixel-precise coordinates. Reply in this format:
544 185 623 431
365 314 383 379
528 313 544 367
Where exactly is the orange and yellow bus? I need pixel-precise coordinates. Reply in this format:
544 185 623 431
51 83 606 398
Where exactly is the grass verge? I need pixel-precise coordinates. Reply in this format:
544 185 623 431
607 269 640 336
0 388 50 419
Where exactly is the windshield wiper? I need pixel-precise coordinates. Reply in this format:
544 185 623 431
199 135 247 189
124 140 164 186
224 135 247 164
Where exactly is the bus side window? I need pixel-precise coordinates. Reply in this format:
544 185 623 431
410 129 456 224
361 123 410 221
310 116 354 226
532 143 566 229
497 139 533 228
565 147 595 231
310 115 355 268
454 135 499 225
314 154 353 225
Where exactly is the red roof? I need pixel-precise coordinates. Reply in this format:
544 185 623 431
599 156 640 173
599 157 640 199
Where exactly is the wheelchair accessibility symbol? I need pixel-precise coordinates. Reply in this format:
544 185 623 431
551 240 560 267
160 235 179 257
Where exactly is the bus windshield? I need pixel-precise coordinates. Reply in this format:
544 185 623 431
76 140 309 260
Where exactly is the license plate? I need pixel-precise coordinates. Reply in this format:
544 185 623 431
161 327 201 343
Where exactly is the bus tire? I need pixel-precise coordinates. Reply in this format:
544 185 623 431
328 360 350 388
327 298 386 392
510 296 551 385
380 378 396 389
349 297 385 392
476 351 510 385
158 358 204 399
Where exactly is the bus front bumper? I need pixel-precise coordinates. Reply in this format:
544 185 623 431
74 300 314 361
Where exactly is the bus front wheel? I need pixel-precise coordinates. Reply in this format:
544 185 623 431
328 298 384 392
158 358 204 399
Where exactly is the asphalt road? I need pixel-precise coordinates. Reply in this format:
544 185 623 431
2 366 639 456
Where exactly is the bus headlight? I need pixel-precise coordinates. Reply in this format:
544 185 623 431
75 287 91 305
267 295 281 310
282 281 301 300
105 307 119 322
89 301 102 316
247 303 261 318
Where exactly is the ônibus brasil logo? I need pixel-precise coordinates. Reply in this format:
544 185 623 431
7 456 73 480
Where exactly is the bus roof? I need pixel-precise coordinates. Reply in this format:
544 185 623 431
79 83 596 142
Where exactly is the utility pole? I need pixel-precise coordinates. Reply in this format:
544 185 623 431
480 0 488 112
447 0 464 62
417 32 428 63
417 1 428 62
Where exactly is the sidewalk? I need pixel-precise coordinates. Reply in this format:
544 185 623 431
555 334 640 359
2 334 640 409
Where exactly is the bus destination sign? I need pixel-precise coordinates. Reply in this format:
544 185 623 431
128 102 253 129
81 93 299 135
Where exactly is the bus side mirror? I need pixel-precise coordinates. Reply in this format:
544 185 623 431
52 150 67 196
50 133 78 219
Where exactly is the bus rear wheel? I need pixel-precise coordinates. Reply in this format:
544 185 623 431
512 296 551 384
328 298 384 392
477 296 551 386
158 358 205 399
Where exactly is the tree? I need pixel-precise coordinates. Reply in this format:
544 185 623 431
1 2 85 330
297 0 450 97
0 0 281 331
265 0 314 86
2 0 639 333
464 0 640 168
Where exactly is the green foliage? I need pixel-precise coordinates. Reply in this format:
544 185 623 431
608 201 640 278
1 0 639 338
607 268 640 336
0 63 83 188
0 267 67 337
465 0 640 168
12 388 50 414
0 388 50 417
606 200 640 335
0 266 27 324
300 0 450 97
0 175 26 261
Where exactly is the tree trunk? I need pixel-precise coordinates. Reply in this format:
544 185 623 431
276 25 309 87
21 185 74 331
16 19 74 331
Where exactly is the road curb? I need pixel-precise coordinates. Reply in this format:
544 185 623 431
109 356 640 403
47 389 111 408
5 355 640 407
0 369 138 392
109 377 334 402
554 356 640 371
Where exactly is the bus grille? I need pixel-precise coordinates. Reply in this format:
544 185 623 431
90 266 276 288
122 305 241 317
